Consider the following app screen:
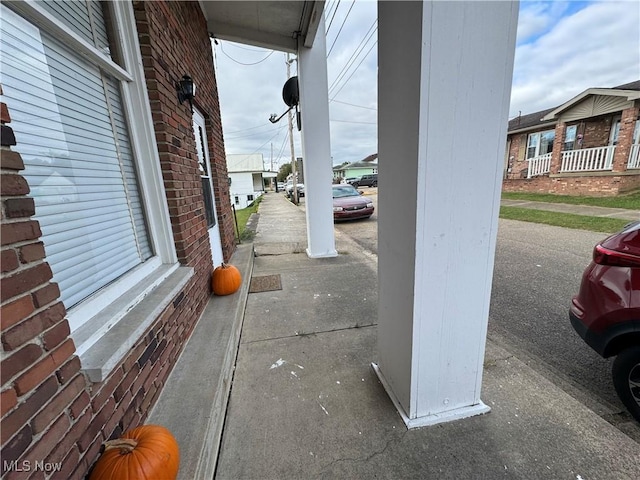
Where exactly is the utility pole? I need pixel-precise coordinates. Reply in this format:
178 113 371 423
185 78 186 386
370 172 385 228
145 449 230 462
270 142 274 191
286 52 298 205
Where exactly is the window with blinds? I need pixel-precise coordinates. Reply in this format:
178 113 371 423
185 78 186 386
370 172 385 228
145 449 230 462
0 3 152 309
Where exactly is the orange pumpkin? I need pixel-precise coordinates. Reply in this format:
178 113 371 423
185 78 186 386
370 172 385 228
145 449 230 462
89 425 179 480
211 263 242 296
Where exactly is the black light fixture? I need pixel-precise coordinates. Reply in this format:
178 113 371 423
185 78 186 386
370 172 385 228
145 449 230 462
177 75 196 112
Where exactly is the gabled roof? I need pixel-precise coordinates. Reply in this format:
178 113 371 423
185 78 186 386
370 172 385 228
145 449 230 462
508 80 640 133
541 80 640 121
333 153 378 172
508 107 556 133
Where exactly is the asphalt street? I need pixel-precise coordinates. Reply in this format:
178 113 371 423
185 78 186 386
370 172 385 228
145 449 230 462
324 191 639 437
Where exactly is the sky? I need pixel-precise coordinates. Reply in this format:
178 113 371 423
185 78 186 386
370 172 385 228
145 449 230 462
214 0 640 169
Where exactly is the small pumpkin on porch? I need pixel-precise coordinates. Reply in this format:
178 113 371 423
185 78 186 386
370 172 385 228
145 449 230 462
211 263 242 295
89 425 179 480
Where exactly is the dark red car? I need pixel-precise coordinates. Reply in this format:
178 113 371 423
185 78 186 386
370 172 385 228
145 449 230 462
570 221 640 421
332 184 374 221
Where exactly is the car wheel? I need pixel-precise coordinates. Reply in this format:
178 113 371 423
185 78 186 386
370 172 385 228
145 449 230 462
352 182 359 188
612 347 640 422
372 181 377 187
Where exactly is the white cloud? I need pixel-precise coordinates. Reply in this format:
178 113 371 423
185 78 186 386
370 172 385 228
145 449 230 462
510 1 640 117
215 1 639 167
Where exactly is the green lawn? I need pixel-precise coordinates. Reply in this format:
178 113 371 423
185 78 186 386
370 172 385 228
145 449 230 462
499 190 638 232
501 190 640 210
499 206 631 233
234 196 262 241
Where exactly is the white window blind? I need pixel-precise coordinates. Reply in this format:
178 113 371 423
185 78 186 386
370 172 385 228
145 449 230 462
1 4 152 309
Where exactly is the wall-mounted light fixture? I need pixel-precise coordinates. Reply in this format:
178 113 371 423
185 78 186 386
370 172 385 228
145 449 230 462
177 75 196 113
228 177 232 185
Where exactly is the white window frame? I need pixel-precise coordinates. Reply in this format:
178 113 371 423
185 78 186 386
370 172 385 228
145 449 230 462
526 129 555 159
563 125 577 151
609 115 621 146
7 1 179 357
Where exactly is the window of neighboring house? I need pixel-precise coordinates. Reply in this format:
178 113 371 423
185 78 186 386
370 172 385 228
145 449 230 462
235 196 240 205
247 195 254 201
564 125 577 151
610 116 621 145
526 130 555 158
1 2 177 354
633 119 640 145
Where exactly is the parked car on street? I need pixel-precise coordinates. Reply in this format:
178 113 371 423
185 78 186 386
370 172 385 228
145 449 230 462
570 221 640 421
351 173 377 188
341 177 359 185
285 181 304 198
332 184 374 221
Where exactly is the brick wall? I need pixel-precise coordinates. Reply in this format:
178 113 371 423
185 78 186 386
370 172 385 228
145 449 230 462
1 2 235 478
505 133 528 179
580 116 613 149
502 174 640 196
133 0 236 266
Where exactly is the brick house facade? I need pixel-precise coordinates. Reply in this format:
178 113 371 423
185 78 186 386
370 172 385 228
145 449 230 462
503 80 640 196
1 2 236 478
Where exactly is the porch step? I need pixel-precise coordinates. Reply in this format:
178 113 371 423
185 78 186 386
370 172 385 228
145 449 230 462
148 244 254 480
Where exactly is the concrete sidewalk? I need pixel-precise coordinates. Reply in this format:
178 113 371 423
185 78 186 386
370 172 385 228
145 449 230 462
215 193 640 480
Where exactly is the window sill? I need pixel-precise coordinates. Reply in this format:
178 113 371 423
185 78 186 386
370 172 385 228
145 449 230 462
77 265 194 383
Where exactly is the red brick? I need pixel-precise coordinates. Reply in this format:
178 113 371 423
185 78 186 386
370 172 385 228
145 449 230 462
1 387 18 416
0 424 32 472
14 358 58 396
0 149 24 171
31 283 60 309
42 320 71 351
113 362 140 403
1 248 19 272
2 302 66 351
50 338 76 365
4 197 35 218
90 368 123 411
0 295 35 330
15 413 71 475
18 242 45 262
0 173 30 196
50 446 80 480
31 374 84 434
1 376 58 444
78 397 115 452
0 343 44 385
0 263 52 302
56 356 81 385
64 408 93 454
69 391 90 420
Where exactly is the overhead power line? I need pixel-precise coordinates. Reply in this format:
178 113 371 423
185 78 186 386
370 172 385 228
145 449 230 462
327 0 356 58
219 41 276 66
325 0 341 35
330 40 377 100
330 99 377 111
328 19 377 94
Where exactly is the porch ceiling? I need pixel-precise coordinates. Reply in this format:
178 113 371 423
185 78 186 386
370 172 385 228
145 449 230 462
200 1 324 52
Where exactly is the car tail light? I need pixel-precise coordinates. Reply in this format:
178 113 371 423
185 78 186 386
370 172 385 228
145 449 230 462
593 244 640 267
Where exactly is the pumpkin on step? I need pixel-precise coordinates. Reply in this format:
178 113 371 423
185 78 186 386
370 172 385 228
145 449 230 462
211 263 242 295
89 425 179 480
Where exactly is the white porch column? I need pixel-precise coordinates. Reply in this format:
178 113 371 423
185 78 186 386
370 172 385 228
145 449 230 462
297 15 337 258
375 1 518 428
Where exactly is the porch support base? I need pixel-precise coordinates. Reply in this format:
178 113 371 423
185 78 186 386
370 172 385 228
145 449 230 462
372 363 491 429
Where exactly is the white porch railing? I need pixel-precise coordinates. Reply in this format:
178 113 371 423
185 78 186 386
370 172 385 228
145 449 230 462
561 145 615 173
526 153 552 178
628 144 640 169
